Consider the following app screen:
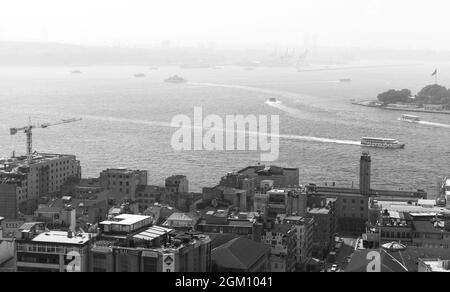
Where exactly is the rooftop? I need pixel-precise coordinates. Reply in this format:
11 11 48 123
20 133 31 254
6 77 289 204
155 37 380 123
32 231 92 245
132 226 173 242
413 220 449 234
100 214 151 226
272 224 295 234
0 153 77 177
347 247 450 272
377 201 449 215
165 212 198 222
101 168 146 174
420 259 450 272
212 237 270 270
166 175 187 180
308 207 331 215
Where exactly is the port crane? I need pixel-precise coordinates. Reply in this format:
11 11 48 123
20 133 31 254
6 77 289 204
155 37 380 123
10 117 82 162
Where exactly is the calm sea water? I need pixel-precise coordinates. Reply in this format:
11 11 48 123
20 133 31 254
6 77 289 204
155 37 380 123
1 64 450 196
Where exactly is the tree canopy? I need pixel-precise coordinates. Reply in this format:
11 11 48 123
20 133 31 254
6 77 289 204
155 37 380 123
415 84 450 105
377 89 412 105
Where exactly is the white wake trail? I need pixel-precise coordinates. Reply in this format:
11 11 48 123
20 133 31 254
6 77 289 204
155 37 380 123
418 121 450 129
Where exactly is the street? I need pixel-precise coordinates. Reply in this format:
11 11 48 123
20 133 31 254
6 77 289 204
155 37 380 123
326 236 357 272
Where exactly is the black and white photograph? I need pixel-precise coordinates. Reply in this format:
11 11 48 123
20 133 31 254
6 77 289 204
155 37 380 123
1 0 450 278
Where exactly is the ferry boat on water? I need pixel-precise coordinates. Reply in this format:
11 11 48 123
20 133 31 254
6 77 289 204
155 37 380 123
399 114 420 123
267 98 278 103
164 75 186 83
361 137 405 149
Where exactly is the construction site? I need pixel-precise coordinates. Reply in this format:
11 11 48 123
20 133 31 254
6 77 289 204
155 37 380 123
0 118 82 219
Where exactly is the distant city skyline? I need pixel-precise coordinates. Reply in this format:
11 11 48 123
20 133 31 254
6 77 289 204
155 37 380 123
1 0 450 50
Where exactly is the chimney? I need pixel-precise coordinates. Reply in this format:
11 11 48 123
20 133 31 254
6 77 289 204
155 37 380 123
360 152 371 196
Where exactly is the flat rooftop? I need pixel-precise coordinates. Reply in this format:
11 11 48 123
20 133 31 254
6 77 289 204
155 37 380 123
32 231 92 245
101 168 145 174
377 201 449 214
0 153 77 176
132 226 173 241
100 214 151 226
308 208 331 215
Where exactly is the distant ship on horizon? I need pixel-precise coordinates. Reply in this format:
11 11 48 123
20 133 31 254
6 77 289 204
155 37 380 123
339 78 352 83
164 75 186 83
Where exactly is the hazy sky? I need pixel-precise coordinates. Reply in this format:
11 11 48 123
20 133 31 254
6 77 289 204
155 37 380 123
1 0 450 49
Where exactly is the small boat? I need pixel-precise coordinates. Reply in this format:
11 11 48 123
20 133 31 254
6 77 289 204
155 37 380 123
164 75 186 83
267 98 278 103
134 73 146 78
339 78 352 82
399 114 420 123
361 137 405 149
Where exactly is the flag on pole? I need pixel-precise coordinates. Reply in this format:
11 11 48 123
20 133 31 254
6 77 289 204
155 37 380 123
432 69 437 76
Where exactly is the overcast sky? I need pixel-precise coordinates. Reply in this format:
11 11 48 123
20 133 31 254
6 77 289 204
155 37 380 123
1 0 450 50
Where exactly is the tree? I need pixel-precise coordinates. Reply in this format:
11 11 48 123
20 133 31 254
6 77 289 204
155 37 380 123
377 89 412 105
416 84 450 104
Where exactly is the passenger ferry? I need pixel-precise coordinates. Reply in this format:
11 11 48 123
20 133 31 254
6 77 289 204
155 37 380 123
267 98 278 103
399 114 420 123
361 137 405 149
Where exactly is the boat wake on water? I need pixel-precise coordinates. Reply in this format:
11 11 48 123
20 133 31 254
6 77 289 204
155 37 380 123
189 82 310 101
418 121 450 129
398 115 450 129
81 115 361 147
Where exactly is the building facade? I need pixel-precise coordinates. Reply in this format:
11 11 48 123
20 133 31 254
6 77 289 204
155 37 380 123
99 168 148 200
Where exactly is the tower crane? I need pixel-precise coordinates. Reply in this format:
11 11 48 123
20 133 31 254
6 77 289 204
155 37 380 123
9 117 82 162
